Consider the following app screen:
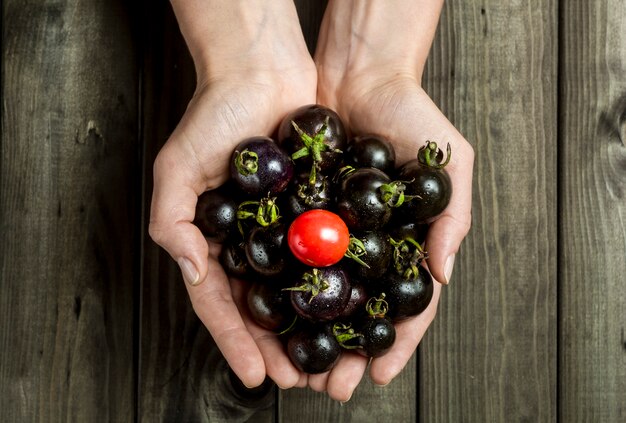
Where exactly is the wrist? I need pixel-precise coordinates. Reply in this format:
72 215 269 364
171 0 314 82
315 0 443 86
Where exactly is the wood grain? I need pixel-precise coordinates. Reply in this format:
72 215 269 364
137 1 275 421
420 1 558 421
0 0 139 421
559 0 626 421
2 0 625 421
279 360 416 423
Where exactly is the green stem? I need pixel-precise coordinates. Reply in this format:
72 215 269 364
332 323 363 350
333 165 356 184
418 141 452 169
290 117 341 165
234 149 259 176
366 294 389 318
278 316 298 336
344 236 370 268
236 197 281 229
379 180 419 208
282 268 330 303
390 237 428 279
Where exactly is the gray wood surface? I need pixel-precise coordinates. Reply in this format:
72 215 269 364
1 0 139 421
559 0 626 421
1 0 625 422
419 1 558 422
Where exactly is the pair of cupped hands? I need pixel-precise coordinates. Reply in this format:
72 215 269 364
149 1 473 403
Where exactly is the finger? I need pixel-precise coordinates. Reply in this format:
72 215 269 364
369 281 441 386
307 370 331 393
295 373 309 388
326 352 368 402
149 144 209 286
187 255 266 388
231 278 302 389
426 138 473 284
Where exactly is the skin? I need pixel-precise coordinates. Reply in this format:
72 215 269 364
150 0 473 403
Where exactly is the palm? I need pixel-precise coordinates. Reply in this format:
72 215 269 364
169 78 316 191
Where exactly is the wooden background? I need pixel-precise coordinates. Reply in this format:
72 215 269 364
1 0 625 421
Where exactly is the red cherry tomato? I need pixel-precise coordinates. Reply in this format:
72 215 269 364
288 210 350 267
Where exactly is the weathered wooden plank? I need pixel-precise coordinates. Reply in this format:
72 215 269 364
278 360 416 422
137 2 276 421
0 1 139 421
420 1 558 422
559 0 626 420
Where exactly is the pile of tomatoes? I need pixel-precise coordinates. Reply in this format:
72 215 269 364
194 104 452 374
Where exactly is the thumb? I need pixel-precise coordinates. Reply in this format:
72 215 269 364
425 213 471 284
149 148 210 286
424 134 474 285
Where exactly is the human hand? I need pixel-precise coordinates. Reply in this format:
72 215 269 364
311 0 474 401
149 0 316 389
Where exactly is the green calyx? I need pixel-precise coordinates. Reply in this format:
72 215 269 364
366 294 389 318
291 117 342 163
379 180 418 208
234 149 259 176
297 174 329 206
236 196 280 234
418 141 451 169
332 323 363 350
282 268 330 304
344 235 370 268
390 237 428 280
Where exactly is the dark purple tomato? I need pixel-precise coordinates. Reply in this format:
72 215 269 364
288 267 351 322
247 281 295 332
387 221 429 246
375 264 434 322
219 240 251 279
356 317 396 358
344 231 393 283
396 141 452 223
245 222 289 277
345 134 396 174
277 104 347 174
337 282 369 321
280 172 334 219
230 136 294 197
287 323 341 374
194 185 238 243
336 168 404 232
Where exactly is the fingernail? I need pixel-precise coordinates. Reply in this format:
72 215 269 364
340 394 352 405
444 254 455 285
178 257 200 285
